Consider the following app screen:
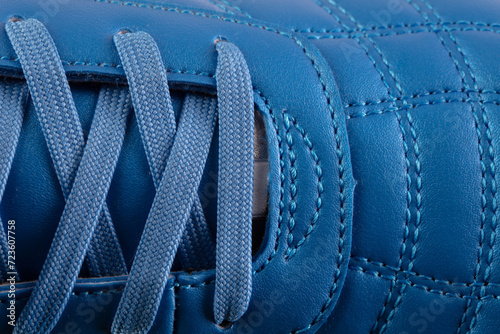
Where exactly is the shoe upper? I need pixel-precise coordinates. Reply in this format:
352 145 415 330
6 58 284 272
0 0 499 333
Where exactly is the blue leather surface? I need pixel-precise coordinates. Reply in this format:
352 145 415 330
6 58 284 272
1 0 499 333
227 1 500 332
0 0 354 333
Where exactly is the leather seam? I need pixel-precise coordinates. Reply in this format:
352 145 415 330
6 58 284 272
90 0 500 46
283 113 323 260
94 0 500 35
345 89 500 108
20 2 351 331
294 21 500 34
4 273 500 305
206 0 252 19
0 288 125 303
313 2 415 332
305 25 500 39
284 27 348 334
402 1 495 332
0 56 215 78
82 0 492 332
348 266 500 301
351 256 500 288
318 2 426 332
362 1 422 330
312 0 355 33
4 54 500 112
284 113 298 259
449 34 498 334
448 29 496 334
347 99 500 119
284 40 348 334
253 90 284 275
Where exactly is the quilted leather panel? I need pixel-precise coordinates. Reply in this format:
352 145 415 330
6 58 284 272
319 269 392 333
347 113 407 267
313 38 393 107
323 0 424 29
371 32 462 95
231 0 500 332
410 102 481 283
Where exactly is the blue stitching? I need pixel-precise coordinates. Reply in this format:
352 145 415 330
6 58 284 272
346 89 500 109
1 55 216 77
315 2 411 332
318 1 420 332
315 0 355 31
351 256 500 288
408 1 493 331
284 113 323 260
253 91 285 275
284 113 298 258
375 75 416 334
209 0 252 18
305 26 500 39
401 1 494 331
167 69 213 77
446 29 498 334
362 3 416 332
348 266 500 301
91 0 500 43
175 280 214 289
285 36 348 334
1 55 124 68
207 0 237 16
87 2 500 329
1 56 18 62
406 0 433 22
94 0 294 36
469 298 483 332
296 21 500 34
325 0 362 28
313 0 353 32
48 2 350 331
293 27 345 34
347 99 500 119
0 288 126 303
313 2 413 332
419 0 444 22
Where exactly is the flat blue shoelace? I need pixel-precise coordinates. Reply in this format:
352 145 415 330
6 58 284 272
114 31 216 271
5 18 254 334
6 18 128 279
0 79 27 283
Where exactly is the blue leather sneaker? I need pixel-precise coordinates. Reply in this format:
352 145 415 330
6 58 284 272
0 0 499 333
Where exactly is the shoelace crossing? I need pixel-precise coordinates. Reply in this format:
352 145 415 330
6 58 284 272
3 18 254 334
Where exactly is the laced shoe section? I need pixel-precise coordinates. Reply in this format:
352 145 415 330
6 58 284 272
4 18 254 334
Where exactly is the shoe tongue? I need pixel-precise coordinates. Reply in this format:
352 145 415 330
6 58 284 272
4 83 268 279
